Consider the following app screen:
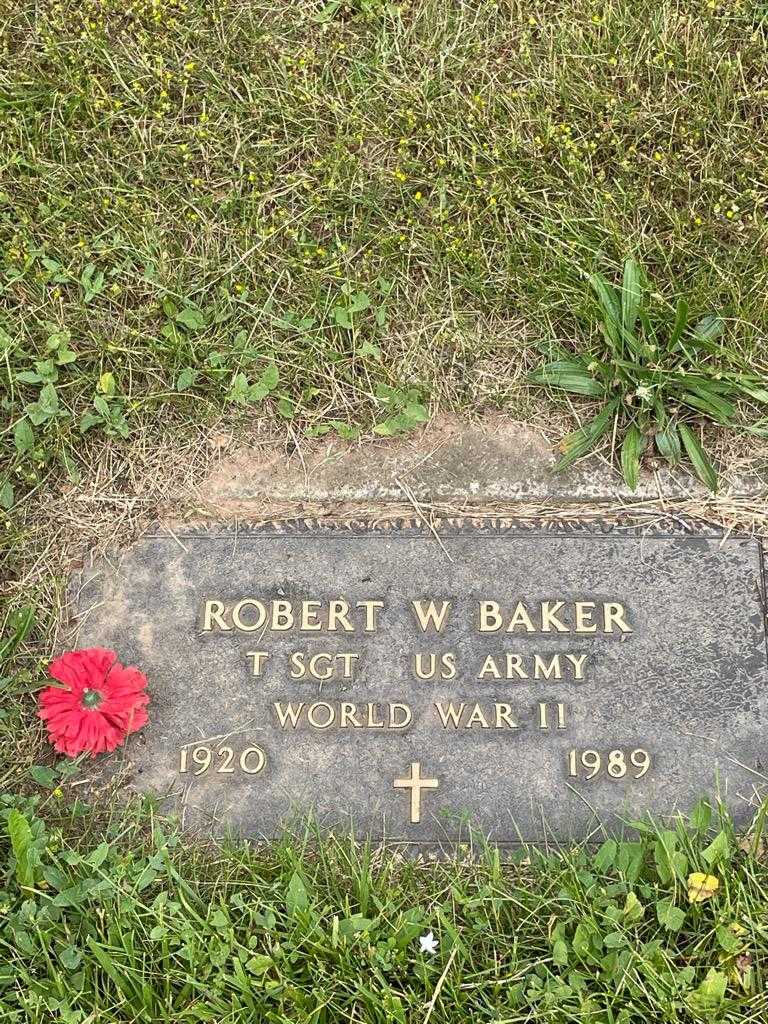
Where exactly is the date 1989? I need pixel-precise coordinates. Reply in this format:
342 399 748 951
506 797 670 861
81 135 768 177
568 748 650 780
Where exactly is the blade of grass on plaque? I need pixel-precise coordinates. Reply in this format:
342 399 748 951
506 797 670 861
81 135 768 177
678 422 718 492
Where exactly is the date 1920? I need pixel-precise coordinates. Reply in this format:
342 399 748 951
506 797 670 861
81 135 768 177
179 743 266 776
568 748 650 780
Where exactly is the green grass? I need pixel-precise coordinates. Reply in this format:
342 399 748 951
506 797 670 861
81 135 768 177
2 0 768 509
3 2 768 1020
3 791 768 1023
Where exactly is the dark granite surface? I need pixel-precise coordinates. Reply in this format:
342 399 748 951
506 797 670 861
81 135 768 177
74 521 768 843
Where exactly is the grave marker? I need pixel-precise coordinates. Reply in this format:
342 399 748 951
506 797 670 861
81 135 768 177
75 521 768 843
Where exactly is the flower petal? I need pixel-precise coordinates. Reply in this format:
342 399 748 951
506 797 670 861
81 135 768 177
687 871 719 903
48 648 116 694
39 649 149 757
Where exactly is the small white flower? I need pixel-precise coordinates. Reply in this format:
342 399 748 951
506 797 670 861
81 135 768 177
634 385 653 401
419 931 439 954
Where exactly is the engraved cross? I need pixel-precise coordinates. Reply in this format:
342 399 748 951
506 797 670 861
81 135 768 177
393 762 439 824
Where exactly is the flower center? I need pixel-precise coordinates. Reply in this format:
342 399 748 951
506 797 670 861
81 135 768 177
81 688 104 709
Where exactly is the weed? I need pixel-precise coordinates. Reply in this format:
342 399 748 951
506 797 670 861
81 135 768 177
533 261 768 490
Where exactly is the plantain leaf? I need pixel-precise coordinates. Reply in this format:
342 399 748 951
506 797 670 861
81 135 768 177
620 424 644 491
637 307 660 352
655 422 681 465
13 419 35 455
739 384 768 404
668 299 689 350
682 376 734 395
555 400 620 471
589 274 622 351
7 810 35 889
621 260 643 344
531 361 605 397
692 314 724 343
679 391 735 424
678 423 718 492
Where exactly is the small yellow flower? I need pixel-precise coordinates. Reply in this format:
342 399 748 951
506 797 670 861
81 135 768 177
687 872 719 903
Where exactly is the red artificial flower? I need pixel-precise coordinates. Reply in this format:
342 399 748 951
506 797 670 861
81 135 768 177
38 647 149 757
